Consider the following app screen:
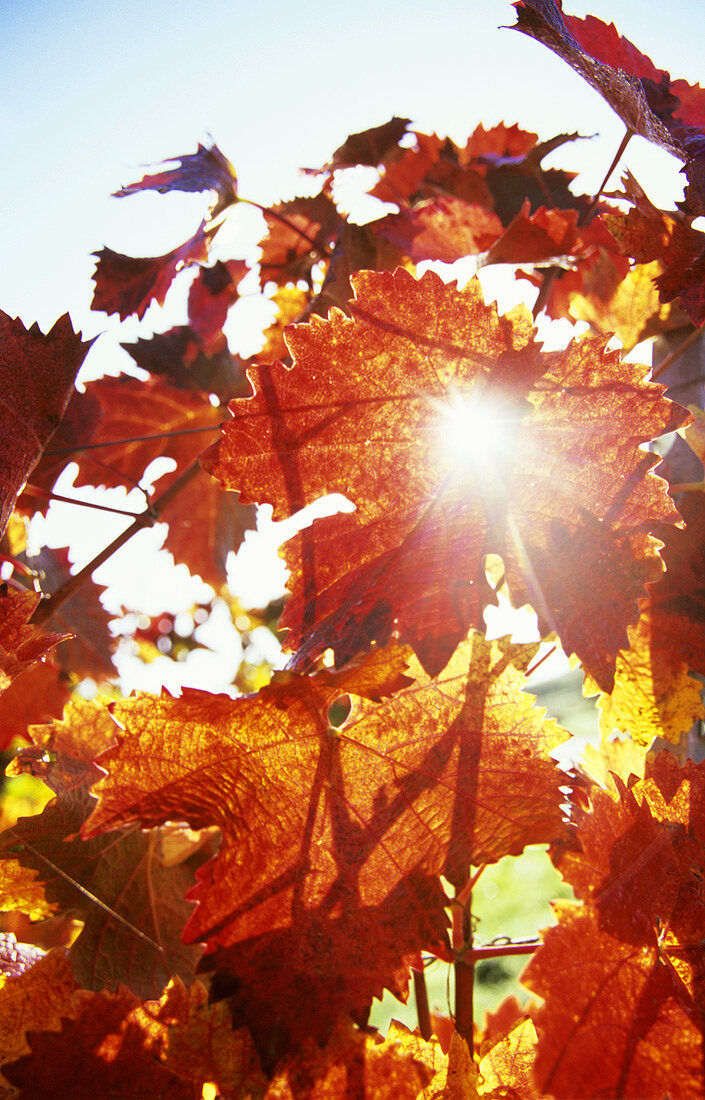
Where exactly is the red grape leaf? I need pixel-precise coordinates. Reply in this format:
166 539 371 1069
24 546 115 680
2 982 194 1099
587 612 705 747
0 311 91 537
7 696 117 795
512 1 705 214
373 196 503 262
112 141 238 215
258 194 343 289
121 327 251 401
70 375 223 490
83 634 567 1056
369 131 446 205
0 589 68 695
523 902 703 1098
371 124 588 227
322 117 411 172
0 659 69 751
187 259 249 352
591 493 705 745
19 384 103 511
91 221 213 321
63 376 255 586
604 173 705 326
203 267 686 689
0 948 79 1093
161 980 267 1099
264 1016 433 1098
483 202 579 265
0 785 206 999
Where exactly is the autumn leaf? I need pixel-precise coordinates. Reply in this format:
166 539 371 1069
590 493 705 745
161 980 267 1099
0 661 69 751
2 982 194 1099
523 902 704 1098
586 613 705 747
0 589 68 696
82 634 566 1058
22 546 115 681
187 259 249 353
203 266 686 689
0 311 91 537
373 196 503 263
0 948 79 1094
7 696 117 795
604 173 705 326
0 785 206 999
91 220 213 320
112 140 238 215
122 327 251 401
511 0 705 214
63 374 256 587
482 202 579 266
258 193 343 289
264 1016 433 1099
321 117 411 172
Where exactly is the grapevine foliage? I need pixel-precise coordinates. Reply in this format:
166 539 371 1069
3 1 705 1095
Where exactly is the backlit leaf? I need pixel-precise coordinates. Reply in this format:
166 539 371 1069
0 312 91 537
83 634 567 1056
203 267 687 688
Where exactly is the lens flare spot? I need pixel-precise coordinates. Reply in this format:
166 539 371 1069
432 391 516 473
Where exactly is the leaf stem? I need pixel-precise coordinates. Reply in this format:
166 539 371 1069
651 327 702 382
532 126 633 321
470 939 539 960
6 829 170 966
238 196 333 258
30 461 201 626
453 881 474 1045
45 423 223 457
22 484 149 521
412 965 432 1041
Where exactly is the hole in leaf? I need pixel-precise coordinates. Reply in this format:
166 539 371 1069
328 695 351 727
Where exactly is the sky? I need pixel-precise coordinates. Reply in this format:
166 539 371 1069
4 0 705 691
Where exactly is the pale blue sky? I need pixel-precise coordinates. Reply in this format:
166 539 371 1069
3 0 704 339
4 0 705 690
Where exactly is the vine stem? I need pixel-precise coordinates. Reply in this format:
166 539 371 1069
45 423 222 457
412 965 432 1041
30 461 201 626
651 327 702 382
238 196 332 258
22 484 148 521
532 126 633 321
453 881 474 1045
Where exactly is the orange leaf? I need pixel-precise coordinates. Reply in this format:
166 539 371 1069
0 311 91 538
203 267 687 689
523 902 703 1098
83 634 567 1057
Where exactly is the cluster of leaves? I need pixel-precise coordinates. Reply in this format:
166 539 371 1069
4 0 705 1094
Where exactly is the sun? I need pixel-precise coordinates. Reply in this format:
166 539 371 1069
430 388 518 475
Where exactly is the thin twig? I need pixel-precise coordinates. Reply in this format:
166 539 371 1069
413 966 432 1041
453 882 474 1045
7 829 170 966
470 940 540 961
533 127 633 321
651 327 702 382
45 423 223 457
30 461 201 626
668 481 705 493
22 485 149 521
239 196 332 258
